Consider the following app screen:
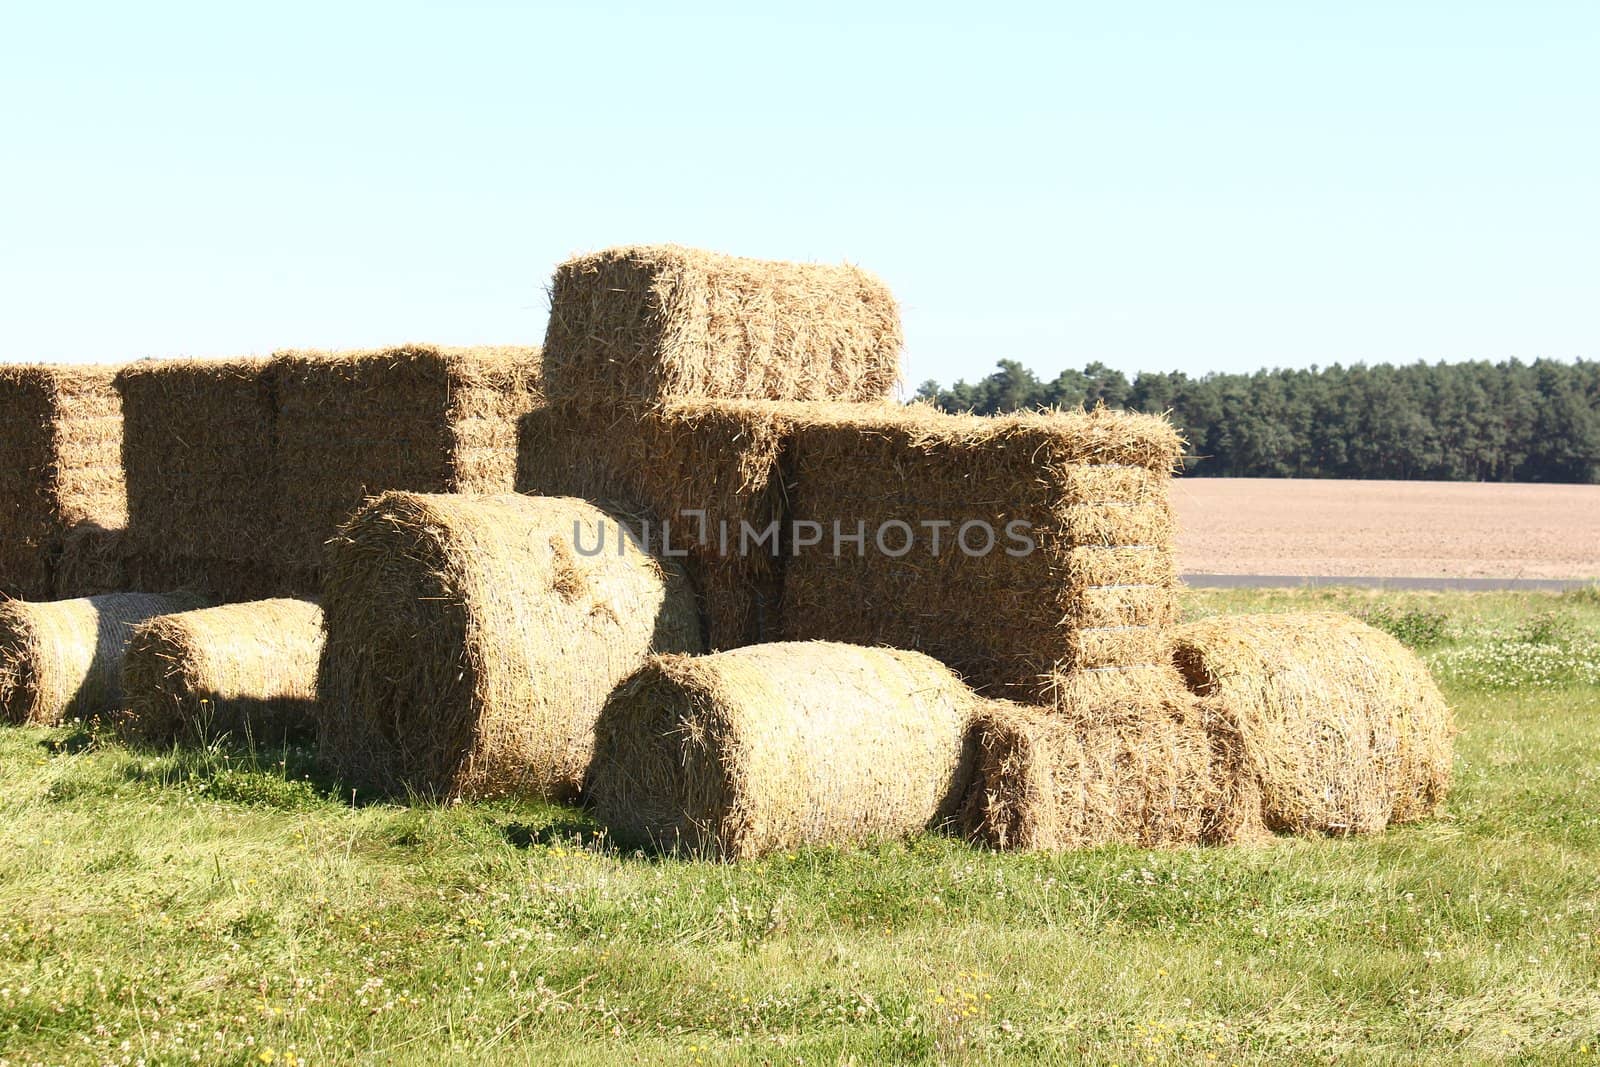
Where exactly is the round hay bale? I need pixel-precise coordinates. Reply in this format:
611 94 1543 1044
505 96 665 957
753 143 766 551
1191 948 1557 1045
1171 611 1455 835
587 641 979 859
119 599 324 745
318 492 703 801
0 592 209 725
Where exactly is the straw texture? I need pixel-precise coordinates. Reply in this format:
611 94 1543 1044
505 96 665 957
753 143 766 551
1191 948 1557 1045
0 364 126 599
119 599 323 745
0 592 209 725
541 245 901 407
116 358 285 597
519 399 830 647
959 668 1265 851
782 404 1184 701
588 641 979 859
271 344 542 577
1171 611 1455 835
51 524 175 599
317 492 703 801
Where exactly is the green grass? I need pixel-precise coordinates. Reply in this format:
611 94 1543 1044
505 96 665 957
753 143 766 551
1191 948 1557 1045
3 589 1600 1065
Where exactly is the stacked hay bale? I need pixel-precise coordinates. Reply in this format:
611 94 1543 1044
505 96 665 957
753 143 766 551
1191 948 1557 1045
526 243 1231 853
520 245 903 648
271 345 542 580
539 244 901 407
1171 612 1455 834
119 599 324 746
781 405 1183 703
317 492 703 801
588 641 978 858
531 399 1181 695
746 401 1289 851
0 592 208 725
0 364 126 599
117 347 543 598
116 358 284 598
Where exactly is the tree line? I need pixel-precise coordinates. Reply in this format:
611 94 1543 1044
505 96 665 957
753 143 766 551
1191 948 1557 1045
914 358 1600 483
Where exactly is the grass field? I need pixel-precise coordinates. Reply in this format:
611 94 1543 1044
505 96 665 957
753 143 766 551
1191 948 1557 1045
2 588 1599 1066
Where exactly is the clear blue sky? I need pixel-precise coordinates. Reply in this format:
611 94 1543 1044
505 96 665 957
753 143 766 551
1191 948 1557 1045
2 2 1595 389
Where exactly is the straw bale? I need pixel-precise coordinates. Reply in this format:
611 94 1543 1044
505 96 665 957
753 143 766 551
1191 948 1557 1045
116 358 278 572
541 245 901 407
317 492 702 801
959 668 1264 851
119 599 323 745
587 641 979 859
781 404 1184 700
0 365 125 599
519 399 838 647
52 523 148 598
53 520 299 601
0 592 209 726
271 345 542 575
59 525 270 599
1171 612 1455 835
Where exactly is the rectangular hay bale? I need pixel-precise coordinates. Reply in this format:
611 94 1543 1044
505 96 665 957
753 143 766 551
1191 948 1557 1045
781 405 1184 701
271 345 543 576
959 670 1266 852
116 358 279 578
53 524 148 599
540 245 902 407
0 364 126 599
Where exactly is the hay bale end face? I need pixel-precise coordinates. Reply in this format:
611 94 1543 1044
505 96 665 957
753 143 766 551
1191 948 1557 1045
0 592 210 726
541 245 902 407
1171 611 1455 835
782 404 1185 702
271 345 543 576
0 364 126 600
960 669 1264 852
317 492 703 802
120 599 324 745
115 358 282 589
588 641 979 859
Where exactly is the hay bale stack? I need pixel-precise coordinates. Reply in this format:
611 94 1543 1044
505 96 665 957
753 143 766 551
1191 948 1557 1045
318 492 702 801
540 245 901 407
520 399 844 647
1170 612 1455 835
588 641 979 859
119 599 323 745
781 405 1184 702
959 669 1264 851
271 345 542 576
0 365 126 600
116 358 290 597
0 592 209 726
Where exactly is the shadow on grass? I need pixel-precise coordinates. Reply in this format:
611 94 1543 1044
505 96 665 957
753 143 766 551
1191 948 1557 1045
498 817 607 850
37 715 114 756
38 718 619 853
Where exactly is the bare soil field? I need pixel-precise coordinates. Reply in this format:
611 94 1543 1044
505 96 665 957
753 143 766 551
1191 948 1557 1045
1173 478 1600 580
